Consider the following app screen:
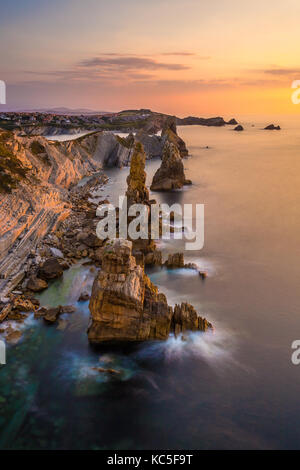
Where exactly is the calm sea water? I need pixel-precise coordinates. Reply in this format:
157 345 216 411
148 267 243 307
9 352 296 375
1 116 300 449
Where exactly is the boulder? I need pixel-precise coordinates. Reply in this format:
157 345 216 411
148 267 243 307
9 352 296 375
234 125 244 131
38 258 63 280
150 142 189 191
27 276 48 292
227 118 238 125
78 291 90 301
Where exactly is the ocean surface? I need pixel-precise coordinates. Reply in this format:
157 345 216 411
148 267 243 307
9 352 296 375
1 116 300 449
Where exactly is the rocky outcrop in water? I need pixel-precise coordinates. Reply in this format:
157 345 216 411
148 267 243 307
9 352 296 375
88 239 212 343
234 125 244 131
126 142 150 206
176 116 231 127
264 124 281 130
162 117 188 158
172 303 213 335
150 141 190 191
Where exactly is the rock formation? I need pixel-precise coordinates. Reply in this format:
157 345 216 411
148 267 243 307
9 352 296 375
165 253 184 268
150 141 190 191
162 117 188 158
234 125 244 132
264 124 281 130
126 142 150 206
88 239 212 343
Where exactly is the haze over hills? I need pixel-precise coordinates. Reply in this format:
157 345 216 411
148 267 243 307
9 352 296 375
0 106 110 115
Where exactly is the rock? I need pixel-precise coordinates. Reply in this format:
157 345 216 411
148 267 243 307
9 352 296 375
0 304 12 322
165 253 184 268
176 116 227 127
144 250 162 266
78 292 90 301
60 305 76 313
172 302 213 335
88 238 173 343
162 117 188 157
234 125 244 131
79 232 103 248
150 142 189 191
27 276 48 292
49 247 64 258
184 263 198 270
264 124 281 130
135 130 164 158
126 142 149 206
43 307 61 323
11 296 37 312
38 258 63 280
38 304 75 323
91 367 121 375
227 118 238 125
5 328 22 344
198 271 207 280
58 259 70 270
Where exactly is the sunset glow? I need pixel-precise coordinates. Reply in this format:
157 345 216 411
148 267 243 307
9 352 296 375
1 0 300 114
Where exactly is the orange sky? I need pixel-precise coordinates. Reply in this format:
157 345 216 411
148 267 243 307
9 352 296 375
1 0 300 115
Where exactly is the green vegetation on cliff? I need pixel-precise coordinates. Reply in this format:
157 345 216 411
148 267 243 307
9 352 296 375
0 132 28 193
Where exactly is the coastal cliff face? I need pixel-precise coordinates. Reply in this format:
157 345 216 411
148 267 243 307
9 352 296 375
88 239 212 343
0 130 106 296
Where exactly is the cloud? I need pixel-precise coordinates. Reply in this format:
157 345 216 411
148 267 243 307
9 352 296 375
160 52 210 59
78 55 190 71
160 52 196 56
263 67 300 76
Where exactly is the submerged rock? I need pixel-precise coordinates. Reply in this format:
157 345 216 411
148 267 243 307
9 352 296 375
150 142 190 191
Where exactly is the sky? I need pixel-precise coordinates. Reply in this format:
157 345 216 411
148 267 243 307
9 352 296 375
1 0 300 116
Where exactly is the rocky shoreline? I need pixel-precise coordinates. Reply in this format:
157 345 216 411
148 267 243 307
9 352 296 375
0 120 212 344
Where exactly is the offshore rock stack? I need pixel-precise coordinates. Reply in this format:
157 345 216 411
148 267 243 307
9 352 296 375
150 141 192 191
88 238 212 343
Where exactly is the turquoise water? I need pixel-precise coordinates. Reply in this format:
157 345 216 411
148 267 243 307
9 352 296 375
1 116 300 449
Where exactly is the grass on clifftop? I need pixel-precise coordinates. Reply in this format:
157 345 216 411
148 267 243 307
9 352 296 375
0 131 28 193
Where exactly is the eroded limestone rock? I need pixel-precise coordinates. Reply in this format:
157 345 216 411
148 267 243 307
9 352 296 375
150 142 190 192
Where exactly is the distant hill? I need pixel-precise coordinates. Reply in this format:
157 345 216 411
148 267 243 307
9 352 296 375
0 106 110 115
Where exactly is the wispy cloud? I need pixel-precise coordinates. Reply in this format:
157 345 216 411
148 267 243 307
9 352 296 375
78 55 190 71
263 67 300 76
